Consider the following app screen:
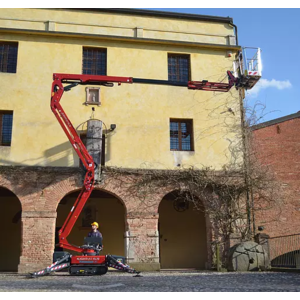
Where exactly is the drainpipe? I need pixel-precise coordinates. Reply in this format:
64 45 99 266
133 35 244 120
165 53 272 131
230 21 239 46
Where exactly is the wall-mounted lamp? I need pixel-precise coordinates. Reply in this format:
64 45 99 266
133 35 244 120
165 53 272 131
258 226 264 231
110 124 116 131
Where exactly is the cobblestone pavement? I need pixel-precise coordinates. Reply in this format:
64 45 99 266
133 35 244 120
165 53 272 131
0 270 300 292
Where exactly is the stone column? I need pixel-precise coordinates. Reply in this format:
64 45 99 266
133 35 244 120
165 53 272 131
18 211 57 273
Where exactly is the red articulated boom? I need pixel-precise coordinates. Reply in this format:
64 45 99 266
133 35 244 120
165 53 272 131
29 69 247 279
188 71 239 92
30 74 141 278
50 71 239 255
50 73 133 253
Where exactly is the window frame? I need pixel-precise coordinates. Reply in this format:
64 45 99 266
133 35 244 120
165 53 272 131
168 53 191 83
0 110 14 147
170 118 194 152
82 47 107 76
0 41 18 74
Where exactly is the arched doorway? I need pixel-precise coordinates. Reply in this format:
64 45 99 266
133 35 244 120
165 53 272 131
0 187 22 272
56 189 126 256
158 191 207 269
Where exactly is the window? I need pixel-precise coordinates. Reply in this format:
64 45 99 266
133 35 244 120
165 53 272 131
168 53 190 82
0 111 13 146
0 42 18 73
170 119 194 151
82 47 107 75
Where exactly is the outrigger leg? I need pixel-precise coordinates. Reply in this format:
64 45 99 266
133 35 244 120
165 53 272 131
106 255 142 277
28 253 71 278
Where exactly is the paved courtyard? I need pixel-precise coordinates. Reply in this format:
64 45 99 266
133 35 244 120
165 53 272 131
0 270 300 292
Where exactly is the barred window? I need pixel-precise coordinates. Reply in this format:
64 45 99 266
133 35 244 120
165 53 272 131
168 53 190 82
0 42 18 73
82 47 107 75
170 119 194 151
0 111 13 146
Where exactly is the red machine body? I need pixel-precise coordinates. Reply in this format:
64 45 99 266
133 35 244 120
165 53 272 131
71 255 106 265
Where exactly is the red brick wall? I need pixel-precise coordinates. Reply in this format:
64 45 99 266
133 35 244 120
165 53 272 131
251 117 300 237
0 166 216 272
0 167 169 272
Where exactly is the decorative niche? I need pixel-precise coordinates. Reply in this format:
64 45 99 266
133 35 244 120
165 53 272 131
85 87 101 106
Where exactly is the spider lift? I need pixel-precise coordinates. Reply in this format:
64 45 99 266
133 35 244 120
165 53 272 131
29 47 261 278
30 74 139 278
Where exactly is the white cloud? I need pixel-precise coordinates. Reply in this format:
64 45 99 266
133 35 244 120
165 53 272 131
246 78 292 98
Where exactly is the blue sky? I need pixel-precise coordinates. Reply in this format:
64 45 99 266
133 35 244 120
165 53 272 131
145 8 300 123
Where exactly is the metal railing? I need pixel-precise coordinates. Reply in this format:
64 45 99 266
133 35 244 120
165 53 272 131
269 233 300 269
243 47 262 76
233 47 262 79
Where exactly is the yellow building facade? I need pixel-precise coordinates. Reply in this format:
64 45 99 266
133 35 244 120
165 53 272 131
0 8 242 273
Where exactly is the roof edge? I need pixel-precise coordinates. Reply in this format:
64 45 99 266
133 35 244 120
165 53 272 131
66 8 234 24
252 111 300 130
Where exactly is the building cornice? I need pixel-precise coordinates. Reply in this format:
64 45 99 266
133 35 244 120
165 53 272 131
0 27 241 51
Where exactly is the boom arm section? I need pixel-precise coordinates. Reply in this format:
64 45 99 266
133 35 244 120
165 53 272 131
188 71 239 91
51 73 133 253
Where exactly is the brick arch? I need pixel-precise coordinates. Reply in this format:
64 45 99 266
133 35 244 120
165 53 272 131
56 187 128 214
158 187 212 229
54 183 129 256
156 185 218 213
158 188 211 213
0 185 22 213
50 180 129 214
0 185 22 272
94 188 128 214
0 183 24 210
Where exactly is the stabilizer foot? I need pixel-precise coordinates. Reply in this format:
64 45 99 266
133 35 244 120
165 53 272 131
106 254 141 276
28 254 71 278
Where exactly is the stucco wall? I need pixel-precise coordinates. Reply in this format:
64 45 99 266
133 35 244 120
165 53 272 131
0 9 241 170
0 8 235 45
